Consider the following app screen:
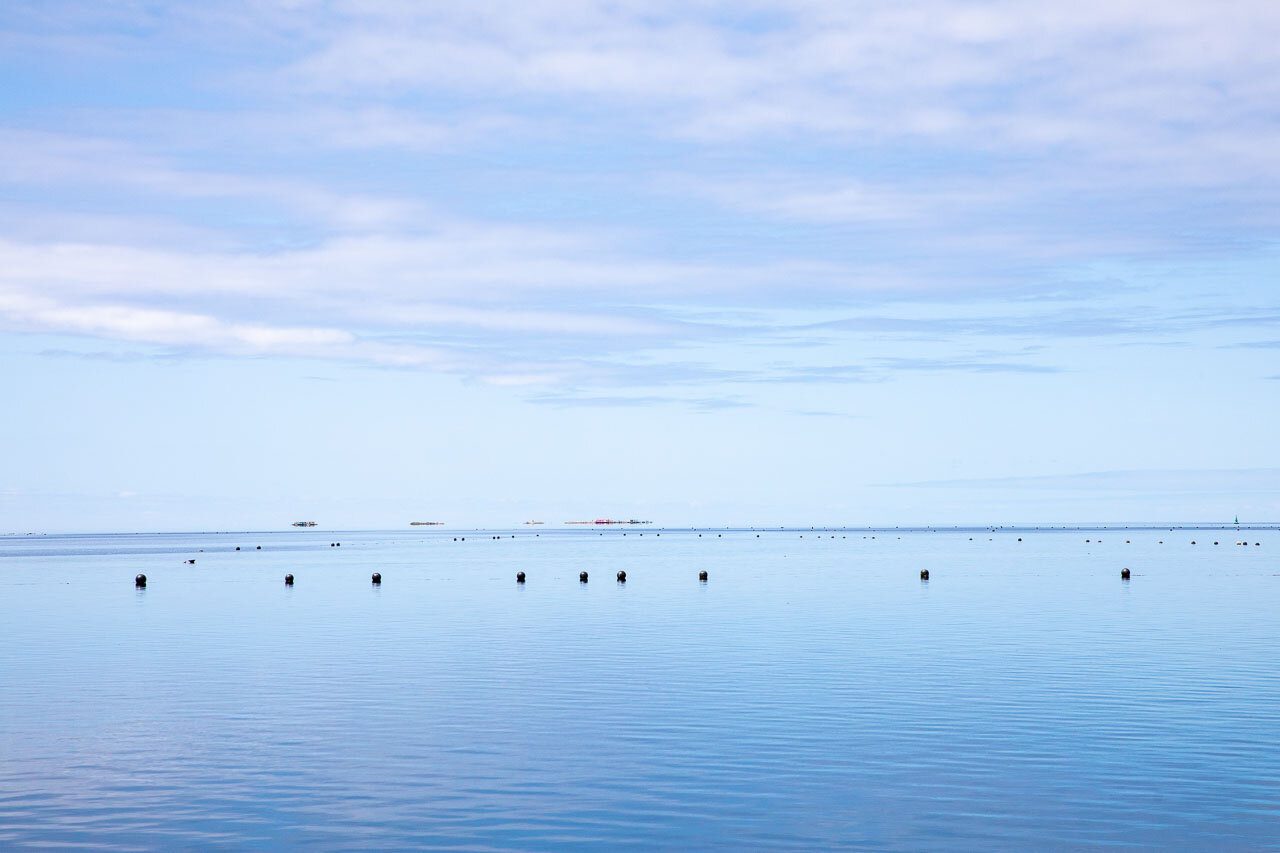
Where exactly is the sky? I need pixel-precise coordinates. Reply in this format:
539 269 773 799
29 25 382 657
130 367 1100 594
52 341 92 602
1 0 1278 532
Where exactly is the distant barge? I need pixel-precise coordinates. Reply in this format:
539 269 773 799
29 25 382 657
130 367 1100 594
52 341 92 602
291 521 317 527
410 521 444 526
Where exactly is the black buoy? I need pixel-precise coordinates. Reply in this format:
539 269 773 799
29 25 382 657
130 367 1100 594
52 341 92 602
699 570 708 581
336 543 341 547
256 546 261 550
579 571 588 583
135 573 146 588
617 570 626 582
236 546 241 551
1121 568 1131 579
371 572 381 585
186 559 195 564
285 573 294 585
516 571 526 583
920 569 929 580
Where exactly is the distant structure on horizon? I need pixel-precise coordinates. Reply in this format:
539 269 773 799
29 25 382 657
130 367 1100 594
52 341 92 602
291 521 317 527
410 521 444 526
524 520 544 525
565 519 653 525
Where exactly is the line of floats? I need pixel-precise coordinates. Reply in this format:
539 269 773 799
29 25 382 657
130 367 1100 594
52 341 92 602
130 532 1262 588
134 568 703 587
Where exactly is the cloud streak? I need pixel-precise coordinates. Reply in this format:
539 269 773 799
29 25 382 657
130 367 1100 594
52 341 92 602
884 468 1280 493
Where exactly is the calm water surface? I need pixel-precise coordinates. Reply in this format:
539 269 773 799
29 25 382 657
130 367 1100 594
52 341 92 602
2 527 1278 850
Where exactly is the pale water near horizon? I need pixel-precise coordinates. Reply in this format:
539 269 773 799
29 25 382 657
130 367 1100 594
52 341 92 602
2 527 1278 850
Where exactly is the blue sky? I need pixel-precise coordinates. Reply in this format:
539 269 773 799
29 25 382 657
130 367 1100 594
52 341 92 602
1 1 1278 531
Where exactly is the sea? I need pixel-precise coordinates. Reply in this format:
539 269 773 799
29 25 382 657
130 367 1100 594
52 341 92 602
1 526 1278 850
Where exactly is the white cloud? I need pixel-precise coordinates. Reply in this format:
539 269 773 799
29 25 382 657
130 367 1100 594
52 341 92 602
0 289 353 353
0 129 430 232
1 0 1277 396
0 230 742 382
253 1 1280 169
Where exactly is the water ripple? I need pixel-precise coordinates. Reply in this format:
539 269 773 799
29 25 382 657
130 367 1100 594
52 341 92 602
2 529 1278 849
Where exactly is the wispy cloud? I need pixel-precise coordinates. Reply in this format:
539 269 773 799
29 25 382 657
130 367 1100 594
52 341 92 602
1222 340 1280 349
884 468 1280 492
792 410 862 419
526 392 751 412
37 347 161 363
872 356 1061 375
0 227 1270 390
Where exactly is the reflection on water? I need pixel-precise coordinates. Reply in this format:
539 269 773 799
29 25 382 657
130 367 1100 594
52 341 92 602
2 528 1278 850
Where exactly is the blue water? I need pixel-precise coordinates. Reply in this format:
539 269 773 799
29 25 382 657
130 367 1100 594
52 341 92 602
1 527 1278 850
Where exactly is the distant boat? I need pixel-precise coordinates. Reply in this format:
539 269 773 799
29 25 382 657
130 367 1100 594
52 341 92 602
524 521 544 525
410 521 443 526
291 521 317 527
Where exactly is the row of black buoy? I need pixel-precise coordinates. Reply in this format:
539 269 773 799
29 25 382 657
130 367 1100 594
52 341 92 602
139 569 709 587
518 570 634 583
135 571 644 587
134 567 1151 588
